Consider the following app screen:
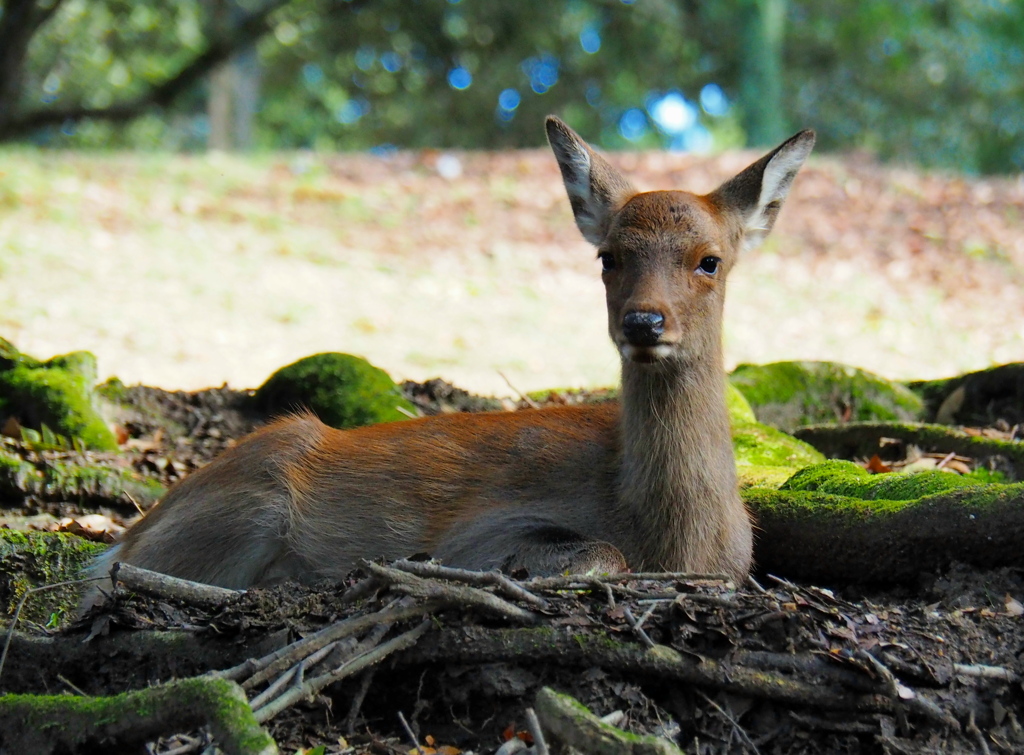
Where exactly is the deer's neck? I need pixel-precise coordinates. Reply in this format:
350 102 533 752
615 347 741 573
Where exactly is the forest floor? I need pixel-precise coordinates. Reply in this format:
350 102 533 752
0 146 1022 397
3 382 1023 754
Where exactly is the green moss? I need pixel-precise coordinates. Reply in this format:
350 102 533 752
726 382 757 424
0 530 107 624
94 376 129 404
253 352 415 429
42 351 98 384
0 337 41 371
732 422 824 469
730 411 825 490
780 460 977 500
0 677 275 753
0 444 164 510
0 344 116 451
536 686 682 754
730 361 924 432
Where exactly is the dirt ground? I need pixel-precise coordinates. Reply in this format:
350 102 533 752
1 146 1022 397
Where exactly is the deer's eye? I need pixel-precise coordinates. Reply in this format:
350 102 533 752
697 256 720 276
598 252 616 272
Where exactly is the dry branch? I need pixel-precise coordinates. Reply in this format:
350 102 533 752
252 619 431 723
362 560 539 624
400 626 904 718
392 559 550 609
112 562 242 608
217 597 439 689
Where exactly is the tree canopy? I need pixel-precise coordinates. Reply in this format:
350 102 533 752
1 0 1021 174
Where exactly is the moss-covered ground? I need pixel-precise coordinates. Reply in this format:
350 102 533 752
0 529 106 624
0 339 117 451
730 360 924 432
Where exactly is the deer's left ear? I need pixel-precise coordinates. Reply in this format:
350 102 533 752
710 130 815 250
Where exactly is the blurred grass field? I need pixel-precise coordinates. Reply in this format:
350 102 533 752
1 146 1022 395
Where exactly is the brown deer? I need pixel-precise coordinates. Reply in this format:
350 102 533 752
83 118 814 606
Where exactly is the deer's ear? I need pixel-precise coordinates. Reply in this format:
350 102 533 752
710 130 815 250
546 116 637 246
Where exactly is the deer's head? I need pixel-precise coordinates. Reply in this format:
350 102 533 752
546 117 814 366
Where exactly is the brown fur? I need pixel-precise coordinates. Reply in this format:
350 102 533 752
83 119 814 606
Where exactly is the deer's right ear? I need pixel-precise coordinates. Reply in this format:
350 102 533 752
546 116 637 246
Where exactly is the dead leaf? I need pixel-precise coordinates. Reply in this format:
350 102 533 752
1005 595 1024 616
935 385 966 424
58 514 124 540
113 424 130 445
865 455 892 474
1 416 21 438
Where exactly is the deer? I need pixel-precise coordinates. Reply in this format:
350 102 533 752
82 118 814 609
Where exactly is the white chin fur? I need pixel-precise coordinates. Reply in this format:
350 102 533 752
620 343 674 362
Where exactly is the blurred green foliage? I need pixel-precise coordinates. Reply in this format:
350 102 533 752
8 0 1024 173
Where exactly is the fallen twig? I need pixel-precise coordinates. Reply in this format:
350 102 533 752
526 572 734 590
696 690 760 754
858 651 959 730
247 640 337 711
403 626 902 717
967 709 993 755
788 711 877 734
214 597 437 688
345 667 378 735
112 562 242 608
621 606 655 649
953 663 1019 683
252 618 431 723
398 710 427 755
392 559 550 609
525 706 549 755
362 560 539 625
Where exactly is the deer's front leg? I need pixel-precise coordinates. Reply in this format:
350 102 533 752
432 509 627 577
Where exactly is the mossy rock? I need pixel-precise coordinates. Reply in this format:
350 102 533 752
780 459 978 499
253 353 416 429
721 381 823 487
0 337 40 371
729 361 924 433
725 382 757 424
0 342 117 451
0 444 165 513
0 530 106 625
908 362 1024 426
746 461 1024 583
733 422 825 490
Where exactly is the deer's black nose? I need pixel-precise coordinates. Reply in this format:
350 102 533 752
622 311 665 347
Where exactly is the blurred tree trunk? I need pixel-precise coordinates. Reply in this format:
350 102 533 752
0 0 66 135
0 0 286 142
207 0 233 150
738 0 788 146
232 47 260 150
209 64 234 150
207 0 260 151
